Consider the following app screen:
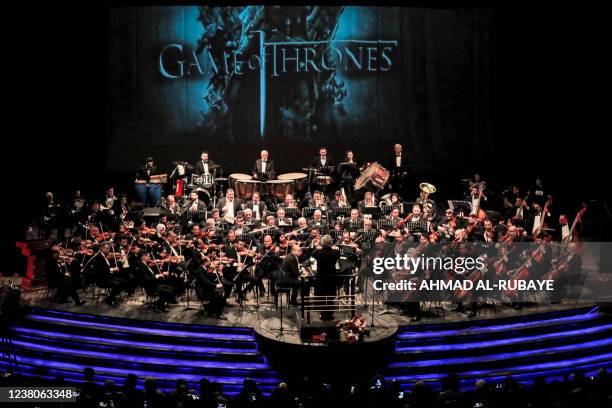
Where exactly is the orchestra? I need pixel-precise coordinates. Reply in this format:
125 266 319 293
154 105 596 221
30 145 587 322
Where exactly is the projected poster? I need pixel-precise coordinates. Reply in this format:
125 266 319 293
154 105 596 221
108 6 492 174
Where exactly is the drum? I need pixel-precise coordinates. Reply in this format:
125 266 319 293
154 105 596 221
175 178 185 198
278 172 308 192
235 180 261 200
191 174 204 188
134 182 148 204
195 188 211 209
355 162 389 191
316 175 333 186
148 183 162 206
201 173 215 189
229 173 253 192
267 180 294 201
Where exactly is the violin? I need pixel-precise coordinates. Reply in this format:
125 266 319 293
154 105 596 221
95 231 114 242
238 248 257 257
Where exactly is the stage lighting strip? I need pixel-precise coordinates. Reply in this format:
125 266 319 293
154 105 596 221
8 339 269 370
389 352 612 381
396 323 612 352
397 310 600 340
0 356 282 385
388 338 612 368
31 308 254 333
10 327 259 355
25 315 254 341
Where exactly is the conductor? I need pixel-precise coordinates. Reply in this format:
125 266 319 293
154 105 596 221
312 234 340 320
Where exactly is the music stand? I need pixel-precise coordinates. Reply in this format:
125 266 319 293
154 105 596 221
344 219 363 231
376 219 395 230
406 219 429 234
302 207 317 218
363 206 382 219
448 200 472 217
283 207 300 220
330 206 350 219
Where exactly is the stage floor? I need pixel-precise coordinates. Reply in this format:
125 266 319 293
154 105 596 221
15 275 593 333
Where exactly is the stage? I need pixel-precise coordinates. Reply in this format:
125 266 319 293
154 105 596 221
0 272 609 395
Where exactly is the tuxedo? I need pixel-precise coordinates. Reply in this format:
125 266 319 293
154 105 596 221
508 204 530 221
464 193 487 214
194 160 217 175
252 159 276 179
216 198 242 219
311 156 334 170
312 247 341 320
245 200 267 221
388 153 408 170
193 266 225 317
279 252 302 305
528 210 551 236
308 218 328 231
137 261 175 306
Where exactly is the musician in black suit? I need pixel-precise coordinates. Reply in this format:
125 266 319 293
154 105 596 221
343 208 363 232
135 157 157 182
136 252 176 312
507 196 530 223
275 208 293 227
330 190 350 209
45 246 85 305
245 192 267 222
182 191 208 212
357 191 377 215
95 246 128 307
308 209 327 233
193 261 226 319
311 146 334 170
279 244 303 306
194 151 217 175
388 143 410 193
254 235 281 296
216 189 242 223
252 150 276 180
312 234 340 320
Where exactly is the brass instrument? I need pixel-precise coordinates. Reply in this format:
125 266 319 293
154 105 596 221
418 182 436 217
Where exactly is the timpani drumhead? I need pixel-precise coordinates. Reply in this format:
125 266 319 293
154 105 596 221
278 173 307 180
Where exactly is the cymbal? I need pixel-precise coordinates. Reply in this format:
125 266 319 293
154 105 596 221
209 164 221 169
215 177 228 182
173 161 194 169
185 184 197 190
302 167 318 172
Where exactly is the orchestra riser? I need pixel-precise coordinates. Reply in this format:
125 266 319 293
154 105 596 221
383 306 612 391
1 308 282 395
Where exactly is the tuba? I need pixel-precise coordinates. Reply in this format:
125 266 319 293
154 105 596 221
418 182 436 217
379 193 393 214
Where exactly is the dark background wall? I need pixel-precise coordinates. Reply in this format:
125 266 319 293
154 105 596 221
5 4 605 266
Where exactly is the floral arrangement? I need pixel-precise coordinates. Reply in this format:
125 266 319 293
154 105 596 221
337 316 367 344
